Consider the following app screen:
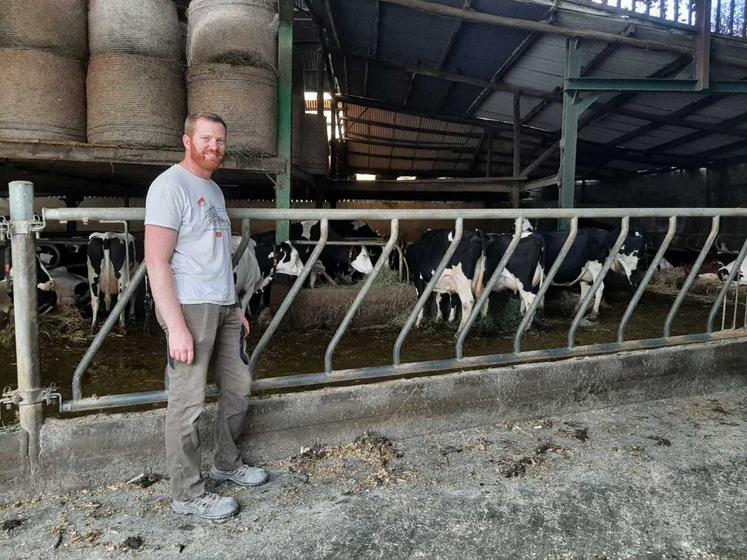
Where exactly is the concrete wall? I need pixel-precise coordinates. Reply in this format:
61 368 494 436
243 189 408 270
1 337 745 503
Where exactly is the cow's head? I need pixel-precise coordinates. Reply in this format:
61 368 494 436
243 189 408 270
718 260 744 283
614 230 647 285
274 241 304 276
349 245 374 275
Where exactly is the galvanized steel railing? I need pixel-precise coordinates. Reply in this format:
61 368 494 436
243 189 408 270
34 206 747 413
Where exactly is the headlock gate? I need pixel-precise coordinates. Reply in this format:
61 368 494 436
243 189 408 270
3 181 747 421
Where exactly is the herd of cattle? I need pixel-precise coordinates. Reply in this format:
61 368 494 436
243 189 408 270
1 219 746 334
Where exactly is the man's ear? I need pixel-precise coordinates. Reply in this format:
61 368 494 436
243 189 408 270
182 134 190 150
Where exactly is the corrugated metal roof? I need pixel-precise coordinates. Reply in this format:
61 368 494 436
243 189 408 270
308 0 747 178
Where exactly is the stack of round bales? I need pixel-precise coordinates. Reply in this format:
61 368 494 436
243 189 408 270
0 0 87 142
87 0 185 147
187 0 278 156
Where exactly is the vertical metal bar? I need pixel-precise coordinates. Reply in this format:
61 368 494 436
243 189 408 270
715 0 722 33
707 237 747 332
664 216 720 337
455 218 523 359
514 217 579 353
674 0 680 21
248 219 330 379
568 217 629 348
317 46 325 118
275 0 293 244
393 219 464 366
696 0 712 90
559 38 581 231
512 93 521 208
728 0 736 34
8 180 43 474
618 216 677 343
231 219 252 269
732 269 739 329
72 263 147 401
325 220 399 373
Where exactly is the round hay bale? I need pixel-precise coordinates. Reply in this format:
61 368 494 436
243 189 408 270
187 0 278 70
0 48 85 142
302 114 329 175
0 0 87 60
187 62 277 156
88 0 180 60
87 54 185 147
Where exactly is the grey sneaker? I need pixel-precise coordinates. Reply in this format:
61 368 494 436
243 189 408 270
172 491 239 520
210 464 269 487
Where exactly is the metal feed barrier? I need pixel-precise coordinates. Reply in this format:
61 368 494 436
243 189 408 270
4 181 747 416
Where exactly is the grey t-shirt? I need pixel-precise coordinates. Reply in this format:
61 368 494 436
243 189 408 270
145 164 235 305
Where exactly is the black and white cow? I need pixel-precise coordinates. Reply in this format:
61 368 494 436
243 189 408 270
717 259 747 285
232 234 276 316
273 222 374 287
405 229 485 332
86 232 137 329
48 266 89 307
482 231 546 317
0 245 57 315
538 228 647 317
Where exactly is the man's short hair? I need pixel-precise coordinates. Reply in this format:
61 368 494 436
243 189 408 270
184 112 227 136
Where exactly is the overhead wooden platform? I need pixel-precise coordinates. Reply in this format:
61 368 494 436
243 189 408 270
0 140 288 201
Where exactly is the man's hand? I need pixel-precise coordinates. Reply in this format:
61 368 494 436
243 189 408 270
169 324 194 365
236 307 250 335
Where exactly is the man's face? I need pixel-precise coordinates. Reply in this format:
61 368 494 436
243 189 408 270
183 118 227 173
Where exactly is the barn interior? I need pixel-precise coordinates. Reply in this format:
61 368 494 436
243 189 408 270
1 0 745 226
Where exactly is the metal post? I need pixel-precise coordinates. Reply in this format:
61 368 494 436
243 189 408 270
317 46 325 118
276 0 293 244
695 0 712 90
8 180 43 476
559 38 581 230
512 92 521 208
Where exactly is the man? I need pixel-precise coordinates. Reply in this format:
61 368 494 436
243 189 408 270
145 112 268 521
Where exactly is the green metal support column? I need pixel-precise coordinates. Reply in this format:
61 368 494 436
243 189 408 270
276 0 293 243
559 38 600 229
558 38 581 229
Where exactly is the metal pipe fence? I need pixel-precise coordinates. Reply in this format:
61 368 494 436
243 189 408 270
23 206 747 413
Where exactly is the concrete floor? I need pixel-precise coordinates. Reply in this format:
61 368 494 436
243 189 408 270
1 388 745 560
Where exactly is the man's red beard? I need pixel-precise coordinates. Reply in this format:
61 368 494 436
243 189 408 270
189 143 225 172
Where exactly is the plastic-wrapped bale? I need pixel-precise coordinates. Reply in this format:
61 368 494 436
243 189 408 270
87 54 185 147
0 48 85 142
187 62 277 157
0 0 87 60
187 0 278 70
88 0 181 60
302 114 329 175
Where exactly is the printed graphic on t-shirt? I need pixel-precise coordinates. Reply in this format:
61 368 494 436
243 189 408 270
197 196 230 237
